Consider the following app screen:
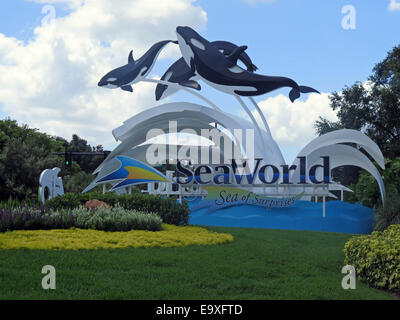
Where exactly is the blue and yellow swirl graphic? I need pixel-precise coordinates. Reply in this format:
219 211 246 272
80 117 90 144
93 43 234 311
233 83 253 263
97 156 169 191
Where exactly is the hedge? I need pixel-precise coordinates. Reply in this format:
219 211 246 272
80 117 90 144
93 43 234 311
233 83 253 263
0 205 162 232
344 224 400 292
45 192 190 226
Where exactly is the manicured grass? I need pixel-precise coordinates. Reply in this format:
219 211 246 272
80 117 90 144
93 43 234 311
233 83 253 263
0 226 395 300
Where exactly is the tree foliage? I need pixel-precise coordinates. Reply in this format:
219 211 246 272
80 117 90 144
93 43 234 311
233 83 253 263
0 119 64 201
63 171 102 194
0 119 104 201
66 134 105 173
345 158 400 207
315 45 400 158
314 45 400 228
314 45 400 188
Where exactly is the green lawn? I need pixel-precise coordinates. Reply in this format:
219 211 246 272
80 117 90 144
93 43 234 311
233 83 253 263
0 226 395 300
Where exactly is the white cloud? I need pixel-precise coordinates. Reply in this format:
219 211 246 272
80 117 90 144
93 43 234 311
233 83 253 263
252 93 337 148
388 0 400 11
0 0 207 148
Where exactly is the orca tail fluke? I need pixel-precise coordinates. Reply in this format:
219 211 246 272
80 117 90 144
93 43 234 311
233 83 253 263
299 86 320 94
289 85 320 103
289 88 301 102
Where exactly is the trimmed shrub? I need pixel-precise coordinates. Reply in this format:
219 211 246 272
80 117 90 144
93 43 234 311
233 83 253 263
45 192 189 225
68 206 162 231
344 224 400 292
0 205 162 232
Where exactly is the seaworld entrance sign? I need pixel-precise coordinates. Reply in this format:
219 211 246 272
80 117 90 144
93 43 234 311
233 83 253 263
81 26 386 233
174 157 330 185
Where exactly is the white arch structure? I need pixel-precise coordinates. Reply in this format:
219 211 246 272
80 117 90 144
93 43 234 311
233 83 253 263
143 79 283 165
86 100 285 194
290 129 386 203
95 101 285 175
294 129 385 169
88 80 386 205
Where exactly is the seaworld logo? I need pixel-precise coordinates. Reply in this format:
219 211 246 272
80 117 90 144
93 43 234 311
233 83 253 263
96 156 169 191
86 155 330 193
175 156 330 185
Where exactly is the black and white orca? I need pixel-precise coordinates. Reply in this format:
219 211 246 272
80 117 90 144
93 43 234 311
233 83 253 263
155 40 258 101
98 40 176 92
175 26 319 102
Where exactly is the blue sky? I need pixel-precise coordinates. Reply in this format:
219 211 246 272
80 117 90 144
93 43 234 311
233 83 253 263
2 0 398 92
174 0 400 101
0 0 399 163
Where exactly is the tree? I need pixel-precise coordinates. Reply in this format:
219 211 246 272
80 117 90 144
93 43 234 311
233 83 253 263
63 171 102 194
0 119 108 201
314 44 400 185
66 134 104 173
0 119 64 201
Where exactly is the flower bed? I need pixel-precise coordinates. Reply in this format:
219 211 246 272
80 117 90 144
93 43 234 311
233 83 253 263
0 205 162 232
45 192 190 226
0 225 234 250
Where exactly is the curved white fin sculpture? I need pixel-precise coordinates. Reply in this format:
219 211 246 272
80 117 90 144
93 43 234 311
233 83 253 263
296 129 385 169
292 144 385 203
94 102 281 174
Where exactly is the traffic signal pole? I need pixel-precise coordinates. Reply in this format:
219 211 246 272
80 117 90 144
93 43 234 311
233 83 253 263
53 151 111 168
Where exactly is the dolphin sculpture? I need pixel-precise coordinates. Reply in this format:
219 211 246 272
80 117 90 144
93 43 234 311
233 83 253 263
98 40 177 92
175 26 319 102
155 40 259 101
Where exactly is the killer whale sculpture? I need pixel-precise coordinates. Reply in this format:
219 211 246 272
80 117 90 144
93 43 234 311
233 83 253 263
98 40 177 92
175 26 319 102
156 58 201 100
90 26 386 235
155 40 258 101
212 41 258 72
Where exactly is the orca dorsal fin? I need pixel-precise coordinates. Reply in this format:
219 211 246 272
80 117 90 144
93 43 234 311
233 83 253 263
226 45 248 66
128 50 135 64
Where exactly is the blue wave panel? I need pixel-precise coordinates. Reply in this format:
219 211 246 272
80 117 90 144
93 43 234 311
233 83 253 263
187 200 374 234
